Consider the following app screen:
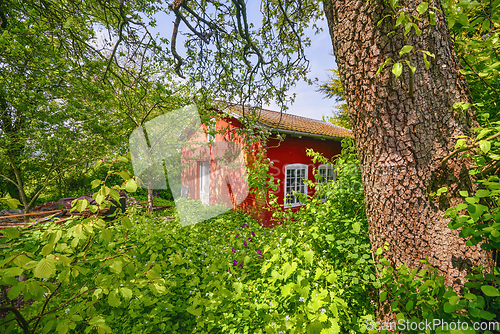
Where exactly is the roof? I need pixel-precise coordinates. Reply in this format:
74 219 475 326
226 104 353 140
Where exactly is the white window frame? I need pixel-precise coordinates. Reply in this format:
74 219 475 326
317 163 336 199
199 161 210 205
284 163 308 208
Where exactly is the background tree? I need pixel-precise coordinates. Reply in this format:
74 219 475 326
317 68 351 129
0 0 177 213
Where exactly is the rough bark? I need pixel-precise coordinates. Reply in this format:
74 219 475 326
322 0 489 289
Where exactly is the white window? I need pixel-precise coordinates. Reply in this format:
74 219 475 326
317 164 336 199
318 164 336 183
284 163 308 207
199 161 210 205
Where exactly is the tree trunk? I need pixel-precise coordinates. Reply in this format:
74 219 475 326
322 0 489 289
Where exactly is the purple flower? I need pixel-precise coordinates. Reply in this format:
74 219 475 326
258 256 263 259
256 249 262 255
243 240 247 247
232 247 236 253
238 262 243 267
235 234 240 238
241 223 248 228
251 231 255 237
248 238 253 242
233 260 238 266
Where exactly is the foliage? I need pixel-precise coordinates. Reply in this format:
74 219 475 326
0 0 185 212
317 69 351 129
0 138 380 334
444 0 500 124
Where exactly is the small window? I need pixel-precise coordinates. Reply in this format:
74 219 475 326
318 164 336 183
317 164 336 199
284 163 308 208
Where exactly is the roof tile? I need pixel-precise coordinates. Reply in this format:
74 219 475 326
228 105 353 139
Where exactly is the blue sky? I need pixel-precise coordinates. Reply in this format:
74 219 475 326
149 6 339 121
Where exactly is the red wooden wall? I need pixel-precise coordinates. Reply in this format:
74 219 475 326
180 114 343 227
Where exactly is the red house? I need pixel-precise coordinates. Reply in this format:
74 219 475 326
180 104 352 226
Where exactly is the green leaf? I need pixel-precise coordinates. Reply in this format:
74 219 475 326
376 58 392 76
42 320 55 334
326 272 337 283
118 171 130 181
2 267 24 278
233 282 243 294
117 156 128 163
108 289 121 307
475 189 491 198
417 2 429 14
109 189 120 202
399 45 413 56
72 199 88 212
404 60 416 73
479 140 491 154
41 243 54 256
186 305 202 316
352 222 360 233
423 53 430 69
281 284 292 296
436 187 448 196
459 190 469 197
405 300 414 311
457 13 469 27
102 228 113 241
120 287 133 299
481 285 500 297
479 309 496 320
110 259 123 274
1 227 20 239
3 198 21 209
444 302 456 313
380 291 387 302
395 13 405 28
124 178 138 193
376 248 383 255
121 216 132 229
91 179 102 189
413 24 422 36
7 283 23 299
56 321 69 334
404 22 412 35
34 257 56 279
429 11 436 25
304 250 314 265
392 62 403 78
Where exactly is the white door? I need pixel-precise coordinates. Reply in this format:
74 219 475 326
200 161 210 205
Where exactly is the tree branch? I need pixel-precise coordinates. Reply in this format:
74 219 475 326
441 131 500 169
0 307 30 334
31 282 63 333
461 56 500 100
103 0 129 81
171 15 184 78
